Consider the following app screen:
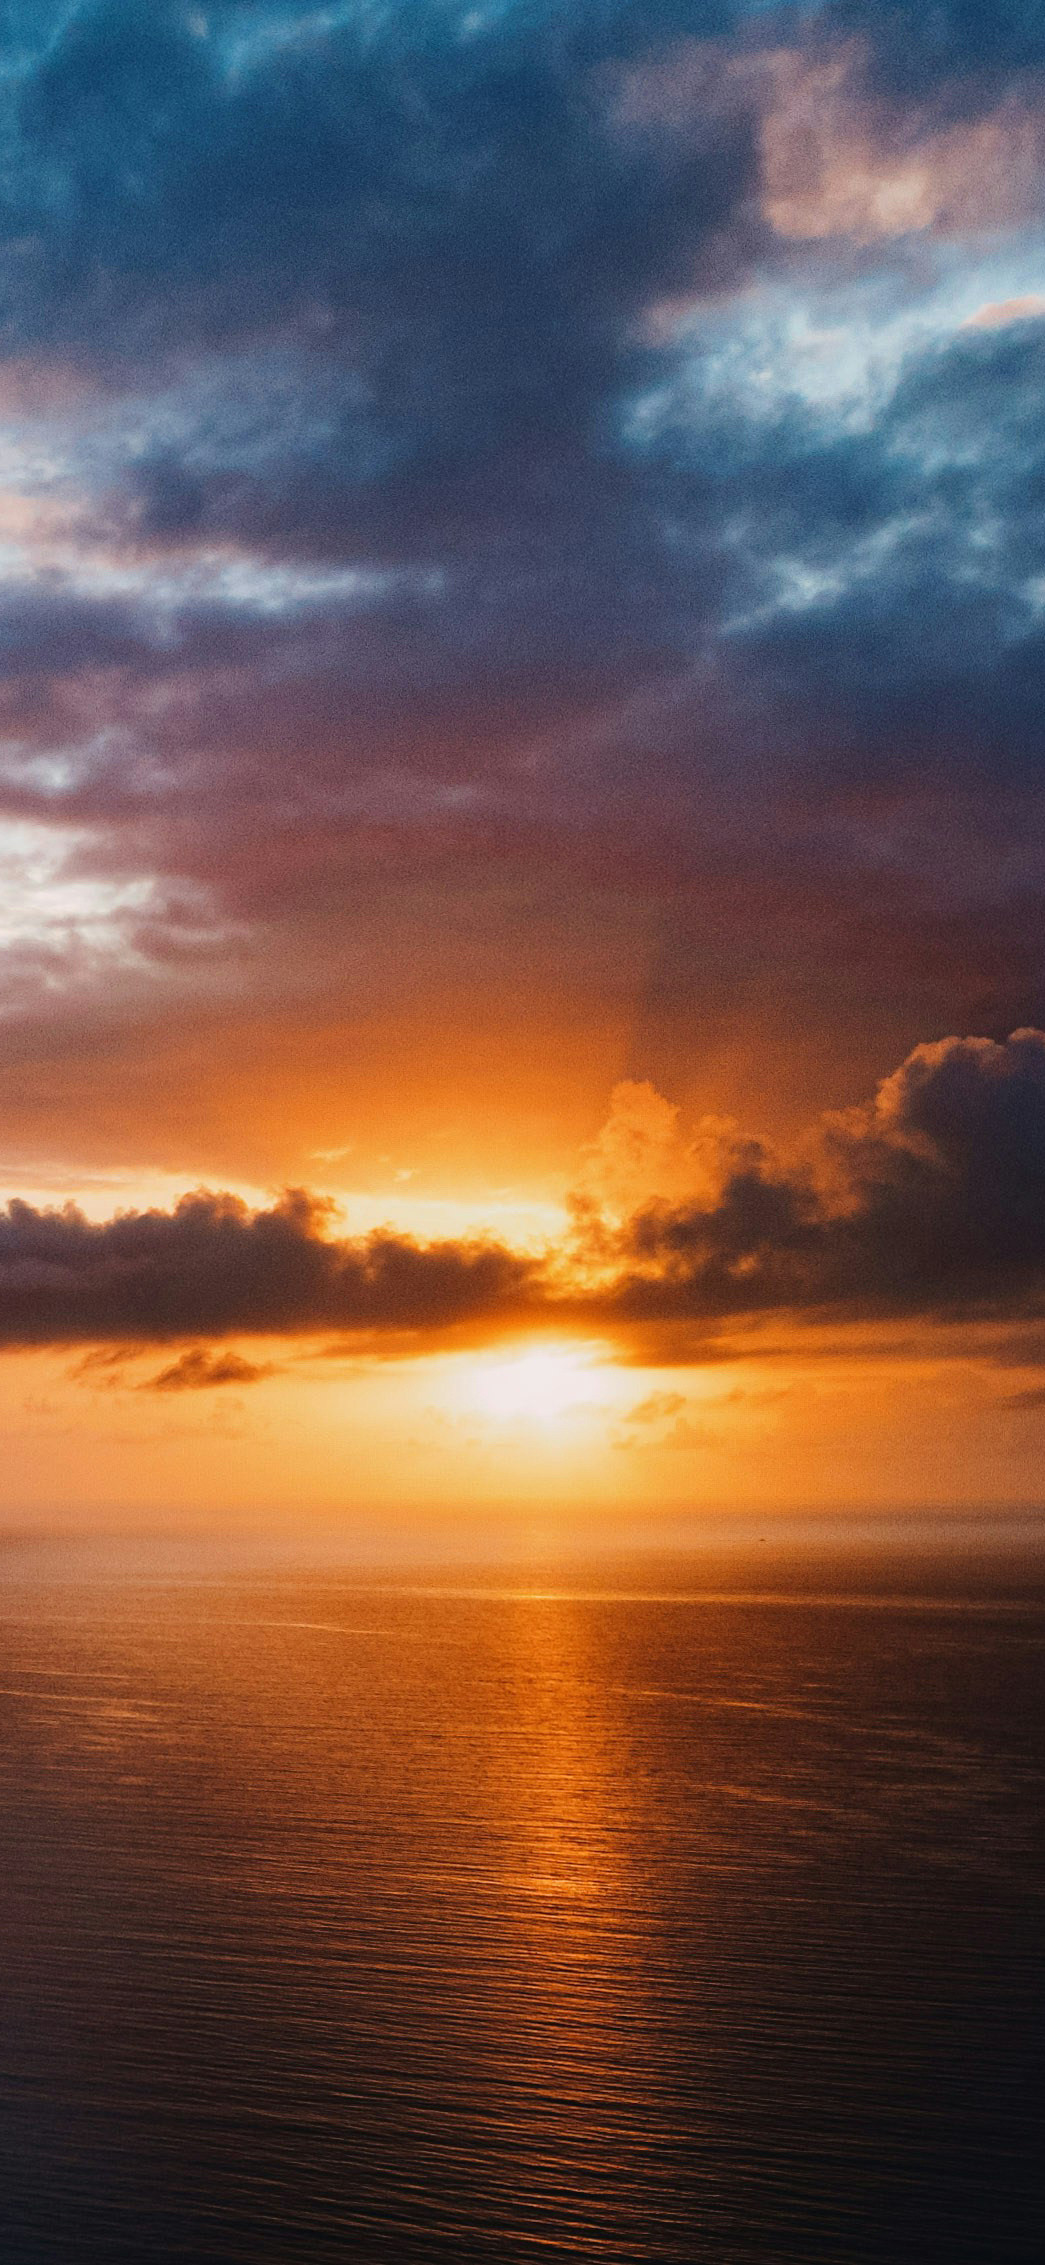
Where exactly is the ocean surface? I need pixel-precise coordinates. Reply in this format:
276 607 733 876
0 1552 1041 2262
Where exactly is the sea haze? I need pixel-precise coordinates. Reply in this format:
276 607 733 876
0 1552 1041 2263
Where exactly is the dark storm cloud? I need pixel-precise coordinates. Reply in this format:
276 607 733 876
0 0 768 756
3 1034 1045 1349
833 1 1045 99
0 1186 531 1346
0 0 1044 1065
6 0 759 369
0 1 763 864
608 1031 1045 1323
643 310 1045 795
0 578 274 676
2 0 1039 713
7 304 1045 865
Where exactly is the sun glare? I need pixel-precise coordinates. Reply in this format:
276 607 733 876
464 1343 604 1428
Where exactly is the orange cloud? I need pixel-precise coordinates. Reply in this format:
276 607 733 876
759 53 1045 244
963 292 1045 326
617 37 1045 246
4 1031 1045 1364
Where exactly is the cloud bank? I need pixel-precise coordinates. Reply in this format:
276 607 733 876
3 1033 1045 1354
0 1186 530 1347
608 1029 1045 1322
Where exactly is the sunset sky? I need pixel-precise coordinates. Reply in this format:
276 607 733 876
3 0 1045 1538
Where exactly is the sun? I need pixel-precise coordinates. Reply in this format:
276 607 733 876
464 1343 602 1428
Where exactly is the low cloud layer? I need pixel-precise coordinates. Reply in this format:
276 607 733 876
607 1029 1045 1323
0 1187 530 1347
3 1033 1045 1355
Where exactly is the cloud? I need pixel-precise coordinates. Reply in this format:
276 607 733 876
145 1346 275 1391
626 1389 690 1424
1002 1383 1045 1409
620 34 1045 246
0 0 1045 1121
965 293 1045 327
573 1079 684 1219
831 2 1045 100
3 1033 1045 1352
613 1389 719 1449
5 1 759 384
0 1186 531 1346
606 1030 1045 1324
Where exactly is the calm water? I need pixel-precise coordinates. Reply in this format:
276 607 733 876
0 1559 1041 2262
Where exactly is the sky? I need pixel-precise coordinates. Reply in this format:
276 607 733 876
2 0 1045 1542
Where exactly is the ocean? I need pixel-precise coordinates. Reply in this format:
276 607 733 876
0 1550 1041 2261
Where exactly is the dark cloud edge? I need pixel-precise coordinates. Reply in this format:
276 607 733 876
3 1029 1045 1359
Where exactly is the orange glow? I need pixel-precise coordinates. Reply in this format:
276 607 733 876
456 1343 614 1429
